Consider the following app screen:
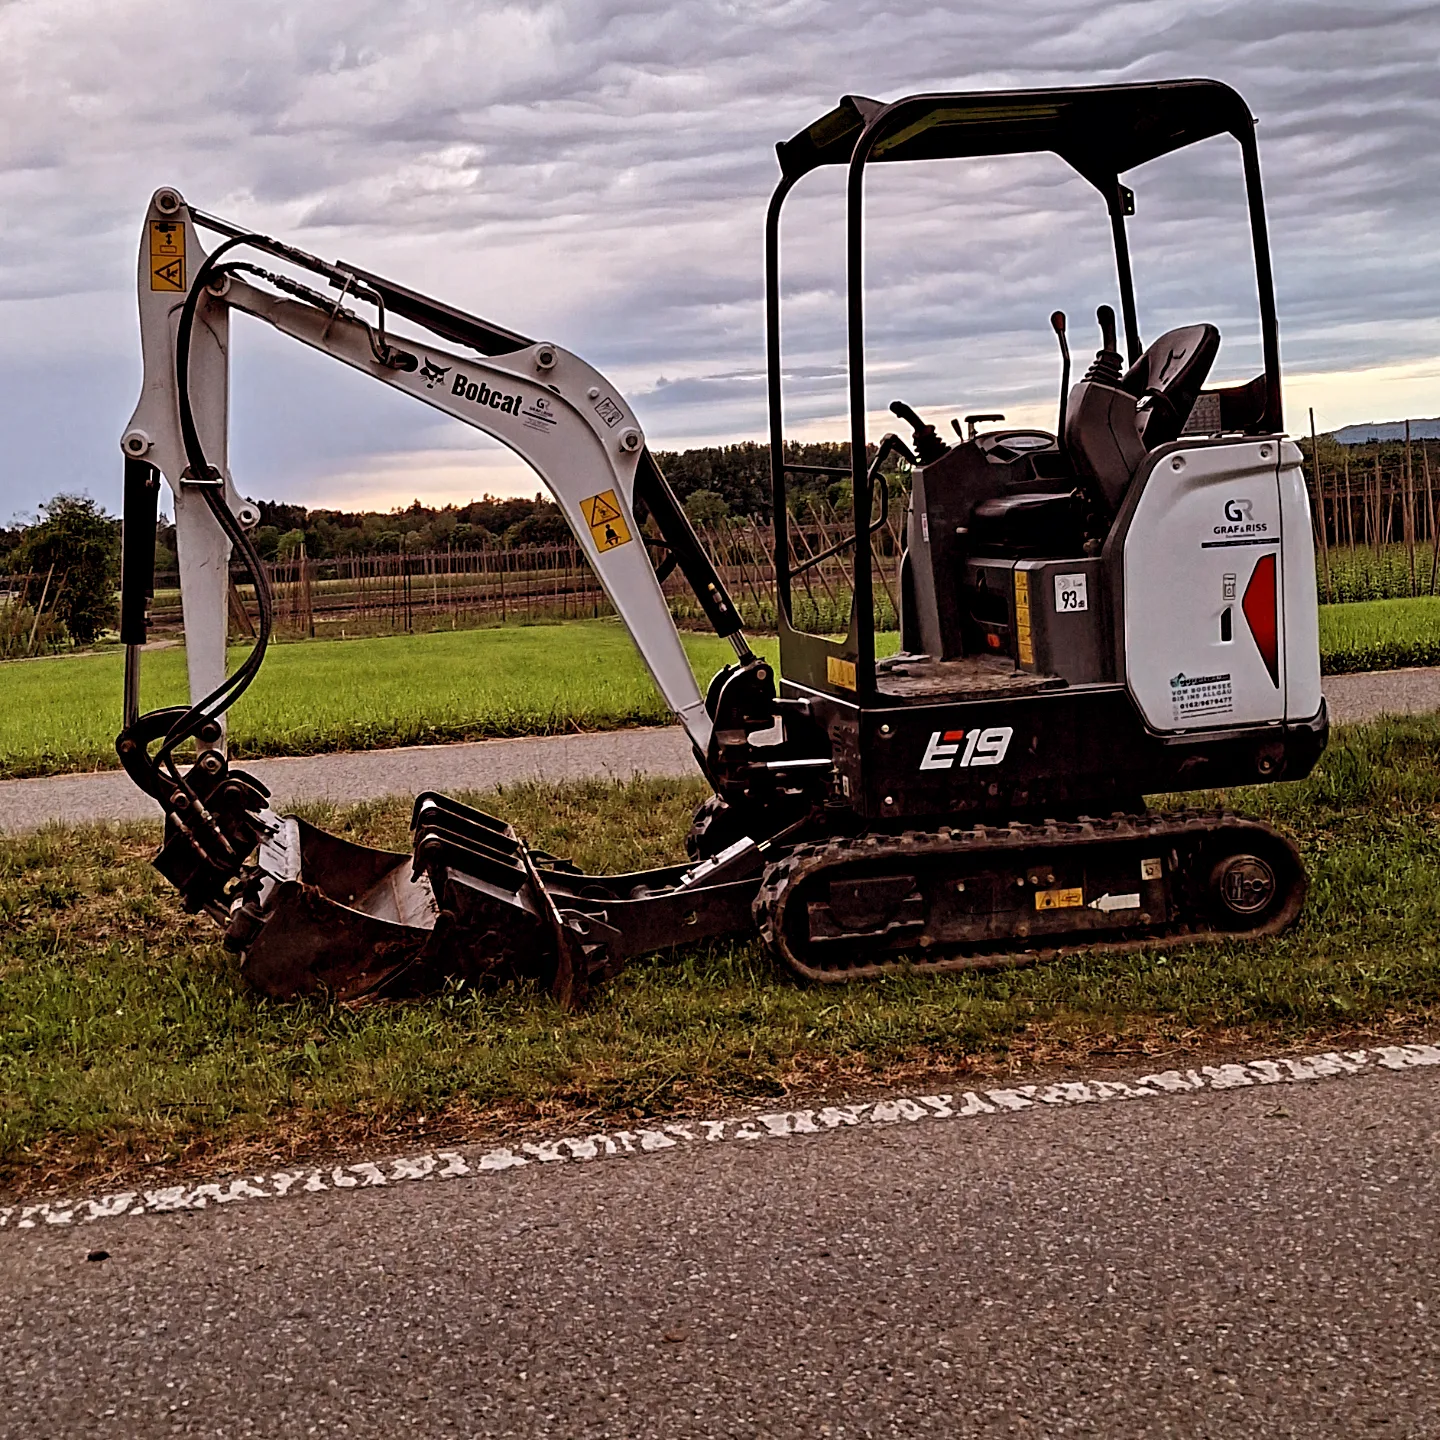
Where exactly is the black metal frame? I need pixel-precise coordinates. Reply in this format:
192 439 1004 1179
764 80 1284 704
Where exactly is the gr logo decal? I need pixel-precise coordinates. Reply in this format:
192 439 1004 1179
1223 497 1254 523
919 726 1014 771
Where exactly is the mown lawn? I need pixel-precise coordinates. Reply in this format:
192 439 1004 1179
2 600 1437 780
1318 595 1440 674
2 715 1438 1191
0 621 776 780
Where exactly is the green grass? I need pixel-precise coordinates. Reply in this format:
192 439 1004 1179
0 621 779 780
4 602 1439 781
1318 596 1440 674
3 715 1439 1189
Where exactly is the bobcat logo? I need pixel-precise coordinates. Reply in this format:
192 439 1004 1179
420 358 450 390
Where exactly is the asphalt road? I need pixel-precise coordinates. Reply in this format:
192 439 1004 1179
1 666 1436 833
0 727 700 831
3 1061 1437 1437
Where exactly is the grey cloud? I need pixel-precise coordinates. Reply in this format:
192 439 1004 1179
1 0 1437 515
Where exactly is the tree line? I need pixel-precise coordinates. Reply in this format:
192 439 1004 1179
0 442 860 651
205 440 860 564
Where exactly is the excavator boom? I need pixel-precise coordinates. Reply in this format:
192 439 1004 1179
117 190 775 1000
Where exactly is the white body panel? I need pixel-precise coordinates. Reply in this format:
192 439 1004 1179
121 192 712 753
1277 439 1323 720
1123 439 1317 734
124 201 239 744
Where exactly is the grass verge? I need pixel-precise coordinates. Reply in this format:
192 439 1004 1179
0 622 778 780
2 715 1438 1192
1318 595 1440 674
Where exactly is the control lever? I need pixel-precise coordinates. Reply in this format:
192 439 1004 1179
1082 303 1124 385
1098 303 1117 353
889 401 949 464
1050 310 1070 456
956 412 1005 441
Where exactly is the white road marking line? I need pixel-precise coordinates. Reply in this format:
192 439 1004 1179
4 1042 1436 1233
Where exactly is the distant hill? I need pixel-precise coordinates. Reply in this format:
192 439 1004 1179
1332 418 1440 444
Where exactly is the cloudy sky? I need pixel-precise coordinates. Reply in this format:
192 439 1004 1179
2 0 1437 520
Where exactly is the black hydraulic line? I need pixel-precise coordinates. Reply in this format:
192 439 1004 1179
335 261 533 359
187 212 749 667
153 232 278 776
633 449 750 650
119 457 160 647
194 206 532 359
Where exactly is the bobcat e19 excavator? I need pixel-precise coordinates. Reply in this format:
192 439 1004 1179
116 79 1325 1005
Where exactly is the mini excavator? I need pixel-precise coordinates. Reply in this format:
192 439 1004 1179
117 79 1325 1004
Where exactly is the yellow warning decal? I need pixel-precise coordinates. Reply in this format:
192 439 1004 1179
826 655 857 690
1140 857 1163 880
1035 886 1084 911
1013 568 1035 667
580 490 632 552
149 221 186 292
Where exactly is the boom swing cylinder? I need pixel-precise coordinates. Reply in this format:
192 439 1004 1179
118 79 1323 1004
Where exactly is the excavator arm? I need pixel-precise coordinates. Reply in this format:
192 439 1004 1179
120 188 749 757
115 191 782 977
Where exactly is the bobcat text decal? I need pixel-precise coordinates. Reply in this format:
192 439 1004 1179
919 726 1014 771
451 371 524 414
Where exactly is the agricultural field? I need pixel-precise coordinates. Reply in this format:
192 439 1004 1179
2 602 1437 779
3 714 1438 1190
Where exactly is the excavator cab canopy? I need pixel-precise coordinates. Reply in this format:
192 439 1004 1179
764 79 1282 703
774 80 1256 182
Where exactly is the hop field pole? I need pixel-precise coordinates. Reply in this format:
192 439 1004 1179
1426 447 1439 597
1404 419 1417 596
1344 453 1354 554
1310 409 1332 602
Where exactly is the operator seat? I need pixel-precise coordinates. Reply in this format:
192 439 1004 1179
1122 323 1220 447
1065 321 1220 516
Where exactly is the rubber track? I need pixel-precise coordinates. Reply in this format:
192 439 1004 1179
753 809 1306 983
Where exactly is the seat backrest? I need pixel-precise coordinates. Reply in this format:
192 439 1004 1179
1122 323 1220 447
1064 379 1147 515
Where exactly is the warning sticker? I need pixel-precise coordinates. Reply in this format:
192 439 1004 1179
1013 569 1035 667
593 395 625 428
149 221 185 292
1035 886 1084 911
580 490 632 552
826 655 857 690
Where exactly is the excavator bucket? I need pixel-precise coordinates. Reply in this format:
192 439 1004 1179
226 819 441 1003
220 793 762 1006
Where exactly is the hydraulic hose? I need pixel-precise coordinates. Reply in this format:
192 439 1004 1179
151 233 276 782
